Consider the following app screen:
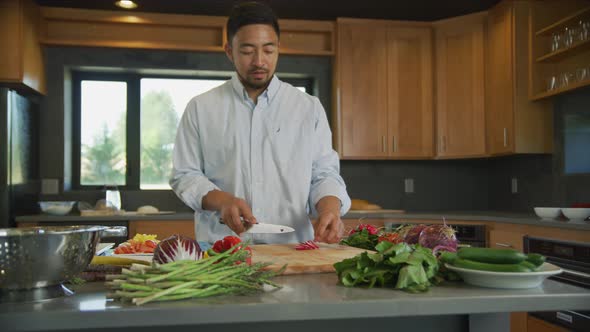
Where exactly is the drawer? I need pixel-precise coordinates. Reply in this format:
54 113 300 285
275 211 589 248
489 229 524 251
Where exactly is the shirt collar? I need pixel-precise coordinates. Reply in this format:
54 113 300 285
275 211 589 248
231 73 280 104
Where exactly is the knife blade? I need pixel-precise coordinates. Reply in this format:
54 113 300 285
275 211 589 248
244 223 295 234
219 218 294 234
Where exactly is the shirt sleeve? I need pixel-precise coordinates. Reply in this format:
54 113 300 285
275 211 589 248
169 98 220 211
308 97 352 217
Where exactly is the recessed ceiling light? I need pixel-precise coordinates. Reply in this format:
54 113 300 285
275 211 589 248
115 1 138 9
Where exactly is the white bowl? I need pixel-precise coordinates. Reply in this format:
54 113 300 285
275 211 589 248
39 201 76 216
445 263 562 289
533 207 561 221
561 208 590 223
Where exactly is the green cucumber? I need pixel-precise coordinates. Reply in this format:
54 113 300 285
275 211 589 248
525 253 546 267
452 258 533 273
439 251 458 264
457 247 526 264
520 260 539 271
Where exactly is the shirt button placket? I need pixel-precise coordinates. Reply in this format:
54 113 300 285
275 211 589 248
250 104 264 220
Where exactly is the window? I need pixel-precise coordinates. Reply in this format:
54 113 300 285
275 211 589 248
139 78 225 189
564 113 590 174
79 80 127 186
73 71 314 190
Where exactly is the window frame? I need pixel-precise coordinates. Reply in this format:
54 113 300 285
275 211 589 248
72 70 314 190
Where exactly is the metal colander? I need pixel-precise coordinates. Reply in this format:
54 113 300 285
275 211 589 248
0 226 105 290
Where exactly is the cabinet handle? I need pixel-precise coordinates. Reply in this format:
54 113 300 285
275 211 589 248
336 88 341 115
503 128 508 147
495 242 513 248
382 136 386 153
392 136 396 153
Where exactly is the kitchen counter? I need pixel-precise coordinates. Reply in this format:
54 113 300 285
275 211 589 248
343 210 590 231
16 210 590 231
2 274 589 332
15 212 195 222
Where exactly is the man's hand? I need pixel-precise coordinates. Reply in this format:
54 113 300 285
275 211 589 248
202 190 257 235
313 196 344 243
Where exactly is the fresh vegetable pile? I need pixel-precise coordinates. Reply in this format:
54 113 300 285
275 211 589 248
114 234 159 254
334 241 439 292
340 222 458 253
209 236 252 265
106 242 282 305
440 247 546 272
340 224 381 250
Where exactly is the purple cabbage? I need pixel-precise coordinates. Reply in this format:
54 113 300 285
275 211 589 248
418 224 458 250
153 234 202 264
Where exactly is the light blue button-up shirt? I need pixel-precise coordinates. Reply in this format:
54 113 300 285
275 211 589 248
170 74 351 244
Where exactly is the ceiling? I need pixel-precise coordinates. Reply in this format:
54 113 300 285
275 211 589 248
35 0 502 21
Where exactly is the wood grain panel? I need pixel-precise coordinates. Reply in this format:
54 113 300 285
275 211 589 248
0 0 46 94
486 1 515 155
527 315 569 332
435 12 487 158
0 0 23 83
338 19 389 158
44 20 224 50
512 1 553 153
490 229 524 251
129 220 195 240
40 7 334 55
387 26 434 158
510 312 527 332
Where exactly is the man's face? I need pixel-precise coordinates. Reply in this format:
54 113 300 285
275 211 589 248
225 24 279 91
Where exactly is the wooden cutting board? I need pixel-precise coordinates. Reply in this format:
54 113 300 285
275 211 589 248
250 243 369 275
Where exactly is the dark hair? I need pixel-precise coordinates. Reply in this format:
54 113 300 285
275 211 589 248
226 1 280 44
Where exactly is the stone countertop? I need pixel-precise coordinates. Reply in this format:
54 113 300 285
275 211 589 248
15 212 196 222
2 274 589 332
15 210 590 231
343 210 590 231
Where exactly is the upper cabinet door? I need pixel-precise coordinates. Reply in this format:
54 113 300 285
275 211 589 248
0 0 46 95
337 20 389 158
386 26 434 158
435 13 487 158
486 2 515 155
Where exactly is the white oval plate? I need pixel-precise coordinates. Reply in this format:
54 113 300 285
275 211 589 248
445 262 562 289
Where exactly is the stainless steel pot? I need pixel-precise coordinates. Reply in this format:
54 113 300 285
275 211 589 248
0 225 105 290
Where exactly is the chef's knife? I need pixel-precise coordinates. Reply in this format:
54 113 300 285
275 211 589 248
219 218 294 234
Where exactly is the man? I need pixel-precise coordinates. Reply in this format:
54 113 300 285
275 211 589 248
170 1 350 245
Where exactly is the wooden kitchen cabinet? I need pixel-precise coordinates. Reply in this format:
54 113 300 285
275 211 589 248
0 0 46 95
485 1 553 155
386 25 434 158
336 19 433 159
489 229 525 251
434 12 487 158
337 19 389 158
530 1 590 100
527 315 570 332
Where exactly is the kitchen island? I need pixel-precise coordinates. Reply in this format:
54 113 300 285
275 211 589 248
2 273 589 332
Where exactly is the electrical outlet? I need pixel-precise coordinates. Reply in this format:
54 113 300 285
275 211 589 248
404 178 414 193
511 177 518 194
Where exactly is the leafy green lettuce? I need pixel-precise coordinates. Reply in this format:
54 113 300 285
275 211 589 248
334 242 439 292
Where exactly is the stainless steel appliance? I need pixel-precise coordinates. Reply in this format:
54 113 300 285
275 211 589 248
524 236 590 331
385 222 487 247
36 221 128 245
